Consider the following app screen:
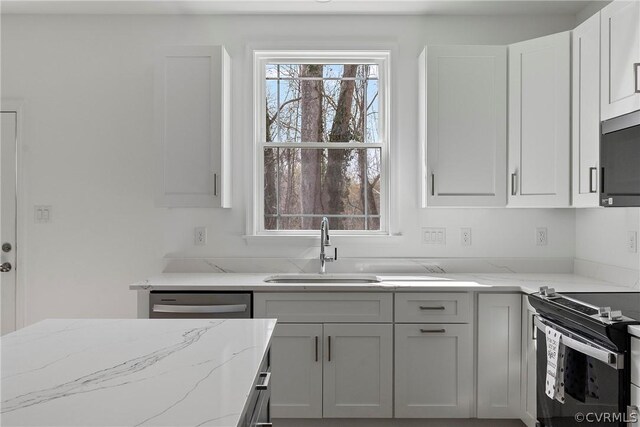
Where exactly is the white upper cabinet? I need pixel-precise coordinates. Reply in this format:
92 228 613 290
154 45 231 208
573 13 602 207
508 32 571 207
420 45 507 207
600 0 640 120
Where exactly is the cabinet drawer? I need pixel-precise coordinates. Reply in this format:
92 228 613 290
632 337 640 387
254 293 392 323
395 293 470 323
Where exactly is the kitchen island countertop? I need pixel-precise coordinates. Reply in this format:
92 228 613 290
1 318 276 427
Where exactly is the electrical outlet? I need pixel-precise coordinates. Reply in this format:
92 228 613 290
194 226 207 246
536 227 548 246
461 228 472 246
628 231 638 253
422 227 446 245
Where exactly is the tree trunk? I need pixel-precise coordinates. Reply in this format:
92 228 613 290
326 65 358 229
300 64 324 229
264 103 277 230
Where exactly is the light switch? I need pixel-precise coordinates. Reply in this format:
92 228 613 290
34 206 52 223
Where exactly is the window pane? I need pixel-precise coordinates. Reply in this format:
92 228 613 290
366 79 380 143
266 79 278 142
264 63 379 144
263 147 381 230
275 79 301 142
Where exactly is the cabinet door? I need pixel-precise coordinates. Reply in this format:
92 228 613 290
573 13 602 207
154 45 231 207
270 323 323 418
421 45 507 207
477 293 522 418
601 0 640 120
508 32 571 207
520 295 537 427
631 383 639 427
395 323 473 418
323 324 393 418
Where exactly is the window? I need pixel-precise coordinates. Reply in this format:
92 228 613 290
254 51 390 234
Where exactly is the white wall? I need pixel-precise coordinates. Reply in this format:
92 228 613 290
1 13 578 324
575 208 640 270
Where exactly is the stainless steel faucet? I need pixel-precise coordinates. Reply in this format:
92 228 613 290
320 217 337 273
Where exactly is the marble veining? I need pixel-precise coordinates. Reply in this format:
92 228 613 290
162 257 577 275
1 319 276 427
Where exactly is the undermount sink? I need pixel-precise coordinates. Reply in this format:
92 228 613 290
263 273 382 284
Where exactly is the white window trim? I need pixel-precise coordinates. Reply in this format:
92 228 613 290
251 50 391 236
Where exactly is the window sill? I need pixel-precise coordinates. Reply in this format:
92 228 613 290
243 233 403 246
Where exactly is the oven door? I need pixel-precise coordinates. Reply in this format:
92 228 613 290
535 316 627 427
600 110 640 207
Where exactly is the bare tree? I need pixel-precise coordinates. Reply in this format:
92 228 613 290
264 103 278 229
265 63 381 231
300 64 324 229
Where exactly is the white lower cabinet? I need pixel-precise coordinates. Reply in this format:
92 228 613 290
323 324 393 418
270 323 323 418
477 293 522 418
520 296 537 427
631 383 639 427
395 323 473 418
270 322 393 419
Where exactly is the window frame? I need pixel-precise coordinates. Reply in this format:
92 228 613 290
252 50 391 236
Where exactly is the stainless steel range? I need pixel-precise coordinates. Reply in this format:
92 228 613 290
528 287 640 427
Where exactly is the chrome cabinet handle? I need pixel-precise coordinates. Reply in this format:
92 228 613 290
635 63 640 93
431 173 435 196
589 167 598 193
315 336 319 362
419 305 446 310
420 328 446 333
152 304 247 314
0 262 12 273
327 336 331 362
511 172 517 196
256 371 271 390
213 173 218 196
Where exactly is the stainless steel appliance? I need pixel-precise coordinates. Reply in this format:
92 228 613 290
149 292 252 318
600 109 640 207
529 288 640 426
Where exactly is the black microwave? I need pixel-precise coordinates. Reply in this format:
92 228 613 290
600 109 640 207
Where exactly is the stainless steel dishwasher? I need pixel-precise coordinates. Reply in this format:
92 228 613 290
149 292 252 318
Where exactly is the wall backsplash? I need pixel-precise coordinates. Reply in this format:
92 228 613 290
3 12 628 324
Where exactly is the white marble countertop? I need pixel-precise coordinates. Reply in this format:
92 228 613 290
130 272 638 294
630 325 640 338
1 318 276 427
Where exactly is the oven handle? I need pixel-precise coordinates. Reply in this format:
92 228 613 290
534 316 624 370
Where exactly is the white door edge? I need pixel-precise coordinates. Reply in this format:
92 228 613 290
1 98 26 330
